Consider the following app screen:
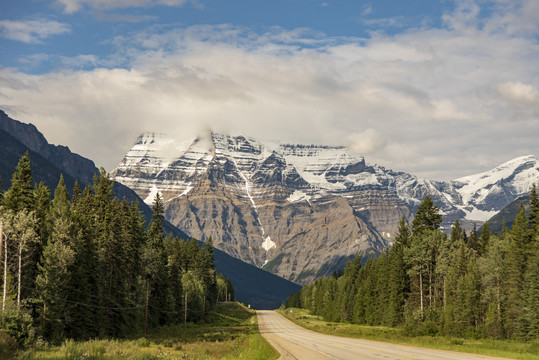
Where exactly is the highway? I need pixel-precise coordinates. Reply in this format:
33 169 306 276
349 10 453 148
257 310 512 360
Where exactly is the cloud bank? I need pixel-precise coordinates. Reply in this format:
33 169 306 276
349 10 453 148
0 1 538 180
54 0 191 14
0 19 71 44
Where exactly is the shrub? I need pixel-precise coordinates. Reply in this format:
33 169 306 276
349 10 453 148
138 337 151 347
0 305 35 348
0 331 20 359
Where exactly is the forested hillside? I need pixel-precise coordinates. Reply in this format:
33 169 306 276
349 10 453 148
287 188 539 340
0 153 233 349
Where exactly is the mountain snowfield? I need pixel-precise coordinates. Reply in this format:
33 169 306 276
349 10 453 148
112 131 539 283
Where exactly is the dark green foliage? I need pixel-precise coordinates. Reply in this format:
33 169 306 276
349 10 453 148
0 153 230 349
0 174 3 205
4 151 34 212
287 186 539 341
479 221 491 255
468 224 480 252
411 195 443 235
529 184 539 233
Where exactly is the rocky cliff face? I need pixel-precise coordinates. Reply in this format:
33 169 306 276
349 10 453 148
113 131 539 284
0 110 98 185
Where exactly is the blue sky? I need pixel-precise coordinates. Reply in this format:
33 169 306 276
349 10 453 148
0 0 538 180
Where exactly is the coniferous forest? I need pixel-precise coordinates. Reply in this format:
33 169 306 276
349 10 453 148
287 188 539 341
0 152 234 348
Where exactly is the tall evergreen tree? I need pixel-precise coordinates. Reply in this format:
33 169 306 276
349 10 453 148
529 184 539 239
479 221 491 256
504 206 531 338
144 193 168 329
411 196 443 235
450 219 465 245
468 224 480 252
0 174 4 205
4 152 34 212
520 241 539 339
385 216 410 325
480 234 507 338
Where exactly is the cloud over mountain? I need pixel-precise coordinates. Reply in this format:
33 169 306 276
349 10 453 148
0 1 537 180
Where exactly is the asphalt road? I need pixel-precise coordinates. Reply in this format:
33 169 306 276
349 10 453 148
257 310 512 360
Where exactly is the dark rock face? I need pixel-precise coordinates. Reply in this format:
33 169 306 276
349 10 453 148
0 110 98 185
113 131 538 285
0 110 299 308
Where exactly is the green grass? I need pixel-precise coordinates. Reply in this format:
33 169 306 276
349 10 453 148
279 308 539 360
17 303 278 360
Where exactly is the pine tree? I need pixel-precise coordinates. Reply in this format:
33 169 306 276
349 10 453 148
520 242 539 339
71 180 82 206
480 234 506 338
450 219 464 244
468 224 480 252
69 183 99 339
4 152 34 212
143 192 168 330
411 196 443 235
385 216 410 325
479 221 491 256
503 206 531 338
0 174 4 205
36 225 75 342
529 184 539 238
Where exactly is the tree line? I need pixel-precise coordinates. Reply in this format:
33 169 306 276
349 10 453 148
287 188 539 340
0 152 234 347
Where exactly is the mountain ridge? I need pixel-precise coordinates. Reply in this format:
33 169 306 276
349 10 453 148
0 110 299 308
113 130 539 284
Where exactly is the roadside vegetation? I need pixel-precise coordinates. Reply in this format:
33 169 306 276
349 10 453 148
286 186 539 358
12 302 277 359
280 307 539 359
0 153 239 359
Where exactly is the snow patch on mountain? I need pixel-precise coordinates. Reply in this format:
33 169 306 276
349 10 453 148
144 185 161 205
262 236 276 251
287 190 311 204
114 131 539 232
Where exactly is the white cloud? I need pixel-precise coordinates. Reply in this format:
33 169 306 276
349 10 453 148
1 1 538 180
54 0 190 14
0 19 70 44
347 129 386 155
362 4 372 16
496 82 539 105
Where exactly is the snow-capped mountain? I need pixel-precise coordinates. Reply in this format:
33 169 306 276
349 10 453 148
112 131 539 284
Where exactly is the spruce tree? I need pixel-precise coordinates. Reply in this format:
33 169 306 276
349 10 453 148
411 195 443 235
0 174 4 205
529 184 539 237
520 242 539 339
504 206 531 338
144 193 168 329
4 152 34 212
479 221 491 256
468 224 480 252
450 219 465 245
386 216 410 325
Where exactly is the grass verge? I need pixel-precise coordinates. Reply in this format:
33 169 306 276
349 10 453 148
279 308 539 360
16 302 278 360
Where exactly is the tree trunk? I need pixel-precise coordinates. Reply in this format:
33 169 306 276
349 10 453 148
184 293 187 326
419 268 424 318
145 278 150 336
428 268 432 308
17 243 22 311
0 221 3 302
443 277 446 308
1 230 6 312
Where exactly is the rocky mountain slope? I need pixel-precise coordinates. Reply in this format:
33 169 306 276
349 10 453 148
112 131 539 284
0 110 299 308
